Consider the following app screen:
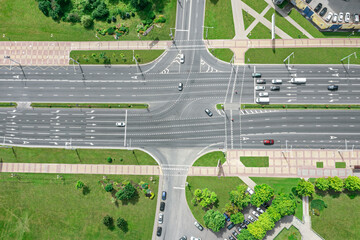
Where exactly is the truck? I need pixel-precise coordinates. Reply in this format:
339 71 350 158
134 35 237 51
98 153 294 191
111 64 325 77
290 78 306 84
256 97 270 104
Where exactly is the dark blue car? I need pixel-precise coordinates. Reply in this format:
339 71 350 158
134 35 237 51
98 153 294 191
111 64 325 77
162 191 166 200
223 213 230 222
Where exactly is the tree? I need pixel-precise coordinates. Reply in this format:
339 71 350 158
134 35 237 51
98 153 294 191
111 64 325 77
229 184 250 210
105 183 113 192
328 176 344 192
238 229 257 240
92 2 109 20
222 202 239 216
49 1 62 20
296 179 315 197
344 176 360 192
271 193 297 217
130 0 149 10
230 212 244 224
192 188 217 209
116 217 127 231
203 209 225 232
250 184 274 207
81 15 93 28
248 220 267 240
315 177 329 191
267 206 281 222
76 180 84 189
38 0 51 16
115 183 136 200
103 215 113 228
258 212 275 231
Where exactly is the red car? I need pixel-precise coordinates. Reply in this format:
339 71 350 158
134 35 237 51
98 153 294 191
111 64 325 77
263 139 274 145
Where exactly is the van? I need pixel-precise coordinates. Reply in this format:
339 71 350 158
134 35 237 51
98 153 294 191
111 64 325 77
290 78 306 84
252 73 262 78
256 97 270 104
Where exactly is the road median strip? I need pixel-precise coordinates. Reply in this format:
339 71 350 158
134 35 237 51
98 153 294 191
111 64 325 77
240 104 360 110
31 102 148 109
0 102 17 107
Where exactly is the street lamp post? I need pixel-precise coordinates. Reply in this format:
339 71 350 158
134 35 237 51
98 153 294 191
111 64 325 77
340 52 357 70
4 56 26 79
69 57 85 80
283 52 294 70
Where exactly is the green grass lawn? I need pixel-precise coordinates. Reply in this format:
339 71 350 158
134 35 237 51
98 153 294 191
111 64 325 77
216 104 224 110
288 9 360 38
0 102 16 107
185 176 244 226
209 48 234 63
250 177 303 220
247 22 281 39
193 151 226 167
264 8 308 39
0 173 158 239
240 157 269 167
31 102 148 109
241 0 268 14
311 192 360 240
316 162 324 168
0 0 176 41
242 10 255 30
241 103 360 109
244 48 360 64
0 147 158 165
70 50 164 65
274 225 301 240
335 162 346 168
203 0 235 39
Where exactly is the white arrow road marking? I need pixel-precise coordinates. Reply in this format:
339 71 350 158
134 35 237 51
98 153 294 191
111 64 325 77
131 76 138 79
23 141 29 144
330 136 337 139
242 137 249 140
287 99 292 102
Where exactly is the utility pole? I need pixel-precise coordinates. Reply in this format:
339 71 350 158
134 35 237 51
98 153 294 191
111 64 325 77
4 56 26 79
271 13 275 40
340 52 357 70
69 57 85 80
203 26 214 40
283 52 294 70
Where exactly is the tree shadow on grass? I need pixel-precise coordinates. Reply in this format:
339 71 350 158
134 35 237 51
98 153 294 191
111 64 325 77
210 0 219 4
344 190 360 199
120 190 140 206
82 185 91 195
328 190 341 198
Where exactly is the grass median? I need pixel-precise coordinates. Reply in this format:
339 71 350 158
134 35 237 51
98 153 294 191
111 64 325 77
209 48 234 63
0 173 158 239
247 22 281 39
274 225 301 240
241 104 360 110
193 151 226 167
70 50 165 65
241 0 268 14
31 102 148 109
0 147 158 165
0 102 17 107
240 156 269 167
245 48 360 64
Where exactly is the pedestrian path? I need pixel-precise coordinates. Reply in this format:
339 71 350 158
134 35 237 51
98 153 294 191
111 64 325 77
231 0 247 39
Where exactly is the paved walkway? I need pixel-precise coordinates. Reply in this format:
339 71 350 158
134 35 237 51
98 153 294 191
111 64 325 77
231 0 247 39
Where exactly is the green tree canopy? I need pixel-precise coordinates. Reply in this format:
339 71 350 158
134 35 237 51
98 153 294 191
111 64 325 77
116 217 127 231
229 184 251 210
76 180 84 189
271 193 297 217
230 212 244 224
248 220 267 240
296 179 315 197
192 188 217 209
222 202 239 216
328 176 344 192
344 176 360 191
203 209 225 232
237 229 257 240
267 206 281 223
103 215 113 228
115 183 136 200
258 212 275 231
250 184 275 207
315 177 329 191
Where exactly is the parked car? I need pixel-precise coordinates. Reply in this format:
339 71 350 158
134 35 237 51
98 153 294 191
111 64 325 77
272 79 282 84
256 79 266 84
270 86 280 91
332 13 338 23
223 213 230 222
237 226 243 232
255 86 265 91
306 0 311 3
325 12 333 22
162 191 167 200
232 230 239 237
178 82 183 91
244 219 251 225
190 237 201 240
259 92 269 97
261 203 270 209
256 207 264 214
314 3 322 13
157 227 162 236
252 211 260 218
263 139 274 145
338 12 344 22
355 13 359 24
227 222 235 230
247 187 254 195
116 122 126 127
319 7 327 17
158 213 163 224
328 85 338 91
194 221 204 231
160 202 165 211
179 236 187 240
345 12 350 23
228 236 235 240
205 108 213 117
248 215 255 222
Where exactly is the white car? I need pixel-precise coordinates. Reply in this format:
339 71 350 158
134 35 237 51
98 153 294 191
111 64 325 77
158 213 163 224
256 207 264 214
247 187 254 195
116 122 126 127
338 12 344 22
179 53 185 64
248 215 255 222
271 79 282 84
252 211 260 218
255 86 265 91
332 13 338 23
259 92 269 97
190 237 201 240
345 12 350 23
325 12 333 22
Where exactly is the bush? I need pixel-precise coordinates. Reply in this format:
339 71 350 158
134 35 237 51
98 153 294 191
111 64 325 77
103 215 113 228
107 157 112 163
92 2 109 20
81 15 93 28
76 180 84 189
112 16 117 22
38 0 51 16
154 15 166 23
66 12 81 23
105 183 114 192
131 12 135 17
107 27 115 35
313 208 320 216
311 199 326 211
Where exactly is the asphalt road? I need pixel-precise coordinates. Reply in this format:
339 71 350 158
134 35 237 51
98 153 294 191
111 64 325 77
1 0 360 239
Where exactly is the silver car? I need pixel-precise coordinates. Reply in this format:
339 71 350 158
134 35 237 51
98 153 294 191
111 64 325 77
252 210 260 218
256 207 264 214
345 12 350 23
325 12 333 22
332 13 338 23
259 92 269 97
338 12 344 22
179 54 185 64
158 213 163 224
255 86 265 91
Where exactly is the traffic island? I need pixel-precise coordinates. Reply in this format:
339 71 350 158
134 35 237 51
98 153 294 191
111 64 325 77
0 102 17 107
31 103 148 109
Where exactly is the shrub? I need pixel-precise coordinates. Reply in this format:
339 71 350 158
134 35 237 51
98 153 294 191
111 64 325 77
311 199 326 211
313 208 320 216
131 12 135 17
154 15 166 23
92 2 109 20
81 15 93 28
112 16 117 22
67 12 81 23
107 27 115 35
38 0 51 16
103 215 113 228
116 217 127 230
107 157 112 163
105 183 114 192
76 180 84 189
126 12 130 18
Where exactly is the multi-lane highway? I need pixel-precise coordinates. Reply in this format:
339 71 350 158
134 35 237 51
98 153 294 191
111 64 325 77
1 0 360 239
